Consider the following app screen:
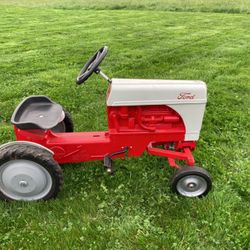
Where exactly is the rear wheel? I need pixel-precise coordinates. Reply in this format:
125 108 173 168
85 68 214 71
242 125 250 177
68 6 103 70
51 110 74 133
0 144 63 201
170 166 212 198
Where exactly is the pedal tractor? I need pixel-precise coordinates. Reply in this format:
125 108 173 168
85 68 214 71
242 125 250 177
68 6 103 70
0 47 212 201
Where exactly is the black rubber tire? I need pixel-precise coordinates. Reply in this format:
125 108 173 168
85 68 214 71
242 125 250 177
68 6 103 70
51 110 74 133
62 110 74 132
0 144 63 201
170 166 212 198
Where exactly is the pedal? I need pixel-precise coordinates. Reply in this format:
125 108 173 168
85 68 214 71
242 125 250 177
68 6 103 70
103 146 129 175
103 156 114 175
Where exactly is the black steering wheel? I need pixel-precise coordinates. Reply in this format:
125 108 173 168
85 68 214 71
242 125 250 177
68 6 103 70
76 46 108 85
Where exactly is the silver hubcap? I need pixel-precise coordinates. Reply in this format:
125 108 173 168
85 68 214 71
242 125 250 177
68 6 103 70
0 159 52 201
177 175 207 197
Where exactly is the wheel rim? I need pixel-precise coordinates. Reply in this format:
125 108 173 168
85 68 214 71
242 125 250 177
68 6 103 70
0 159 52 201
176 175 207 197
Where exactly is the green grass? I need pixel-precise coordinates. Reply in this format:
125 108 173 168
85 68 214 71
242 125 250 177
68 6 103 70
0 1 250 249
1 0 250 13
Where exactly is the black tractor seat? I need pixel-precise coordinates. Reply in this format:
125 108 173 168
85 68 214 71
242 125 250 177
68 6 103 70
11 96 64 130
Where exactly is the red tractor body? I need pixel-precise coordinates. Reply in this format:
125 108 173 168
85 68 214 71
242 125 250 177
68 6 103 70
14 103 196 168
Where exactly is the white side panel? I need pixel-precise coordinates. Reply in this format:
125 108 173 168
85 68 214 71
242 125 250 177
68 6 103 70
169 104 206 141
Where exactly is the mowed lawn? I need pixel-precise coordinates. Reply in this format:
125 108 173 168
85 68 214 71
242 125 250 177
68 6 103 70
0 1 250 249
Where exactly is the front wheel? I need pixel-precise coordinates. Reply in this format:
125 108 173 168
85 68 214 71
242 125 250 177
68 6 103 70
170 166 212 198
0 144 63 201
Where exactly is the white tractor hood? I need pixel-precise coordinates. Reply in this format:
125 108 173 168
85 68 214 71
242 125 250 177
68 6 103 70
107 78 207 141
107 78 206 106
